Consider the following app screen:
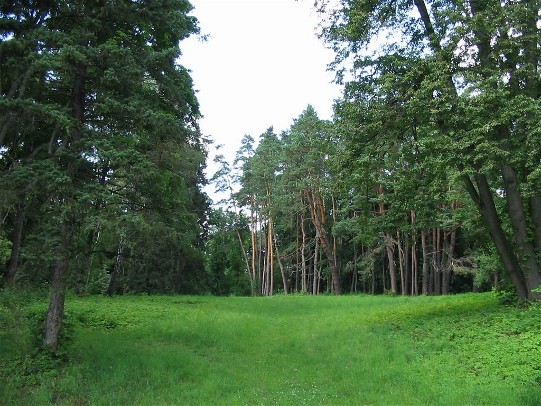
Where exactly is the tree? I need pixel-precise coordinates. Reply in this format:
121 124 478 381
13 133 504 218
317 0 541 300
0 0 206 350
281 106 342 294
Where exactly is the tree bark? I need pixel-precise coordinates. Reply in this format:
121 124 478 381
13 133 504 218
462 174 529 300
351 243 358 293
421 230 429 295
433 228 441 295
307 189 341 294
273 234 288 294
501 164 541 295
411 239 418 295
397 232 406 295
236 228 254 296
385 234 398 295
43 258 67 352
300 210 308 293
442 229 456 295
313 237 319 294
250 195 258 296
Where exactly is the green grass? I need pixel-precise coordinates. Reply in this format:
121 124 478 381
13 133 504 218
1 292 541 405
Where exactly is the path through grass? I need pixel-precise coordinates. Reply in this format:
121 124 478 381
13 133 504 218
1 293 541 405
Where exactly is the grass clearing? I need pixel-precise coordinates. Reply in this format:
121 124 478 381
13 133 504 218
1 292 541 405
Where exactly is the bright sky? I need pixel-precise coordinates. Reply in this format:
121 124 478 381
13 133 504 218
179 0 342 195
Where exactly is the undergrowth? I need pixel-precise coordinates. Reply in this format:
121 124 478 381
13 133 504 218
1 291 540 405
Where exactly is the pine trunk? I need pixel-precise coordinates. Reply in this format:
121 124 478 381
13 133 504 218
307 189 341 294
421 230 429 295
385 234 398 295
442 229 456 295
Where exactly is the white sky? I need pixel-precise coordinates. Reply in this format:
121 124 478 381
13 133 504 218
179 0 342 197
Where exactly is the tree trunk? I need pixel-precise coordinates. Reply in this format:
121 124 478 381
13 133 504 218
250 196 258 296
106 236 124 296
43 258 67 352
313 238 319 294
273 234 288 294
421 230 429 295
433 228 442 295
411 241 418 295
501 164 541 296
307 189 341 294
351 243 358 293
404 234 410 295
462 174 529 300
385 234 398 295
236 228 254 295
4 200 26 285
371 248 376 294
442 229 456 295
300 210 308 293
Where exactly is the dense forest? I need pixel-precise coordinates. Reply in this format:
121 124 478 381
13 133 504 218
1 0 540 352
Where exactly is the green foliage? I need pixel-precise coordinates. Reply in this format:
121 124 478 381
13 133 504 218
204 208 251 296
0 289 74 400
0 0 209 294
0 230 11 268
316 0 541 299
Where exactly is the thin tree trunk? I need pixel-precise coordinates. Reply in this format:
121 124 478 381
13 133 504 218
421 230 429 295
295 213 300 292
434 228 441 295
411 239 418 295
404 234 410 295
351 243 358 293
273 235 288 294
258 213 264 294
442 228 456 295
397 232 405 295
313 237 319 294
237 228 254 296
371 248 376 294
300 210 308 293
250 196 258 296
264 219 274 296
385 234 398 295
106 236 124 296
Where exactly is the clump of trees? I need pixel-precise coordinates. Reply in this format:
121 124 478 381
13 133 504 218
207 0 541 301
1 0 209 350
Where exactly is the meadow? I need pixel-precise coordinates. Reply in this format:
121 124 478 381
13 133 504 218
1 291 541 405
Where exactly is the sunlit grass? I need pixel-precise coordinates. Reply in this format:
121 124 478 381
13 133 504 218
1 292 541 405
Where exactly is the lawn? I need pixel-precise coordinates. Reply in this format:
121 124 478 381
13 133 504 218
1 292 541 405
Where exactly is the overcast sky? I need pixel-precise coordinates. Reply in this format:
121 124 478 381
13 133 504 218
179 0 342 195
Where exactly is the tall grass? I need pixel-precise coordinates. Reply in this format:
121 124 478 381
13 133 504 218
1 292 541 405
